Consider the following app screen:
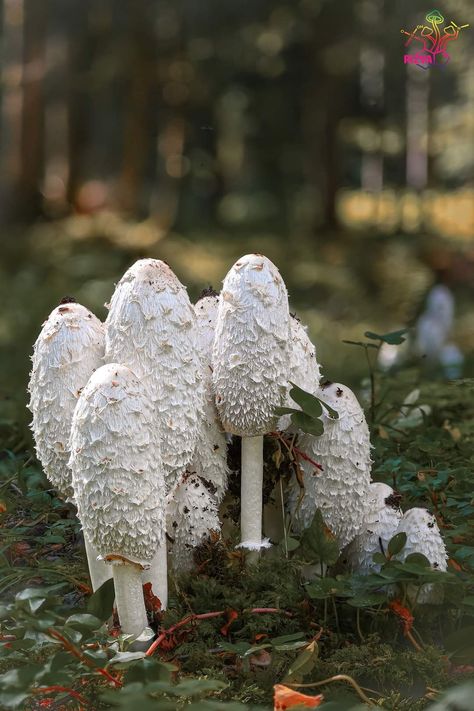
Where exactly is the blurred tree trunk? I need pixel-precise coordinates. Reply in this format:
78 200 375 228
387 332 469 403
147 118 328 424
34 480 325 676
15 0 47 221
118 1 156 214
67 2 89 208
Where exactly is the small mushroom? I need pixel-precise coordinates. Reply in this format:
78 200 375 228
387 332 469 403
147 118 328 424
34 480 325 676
287 382 372 549
213 254 290 562
278 314 322 431
346 482 402 573
167 473 220 571
394 507 448 604
70 364 166 636
192 291 229 503
27 301 110 591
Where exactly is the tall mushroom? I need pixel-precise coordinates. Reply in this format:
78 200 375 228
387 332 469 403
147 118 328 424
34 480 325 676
394 508 448 604
70 363 166 636
287 382 371 549
213 254 290 561
346 483 402 574
27 299 110 591
105 258 203 606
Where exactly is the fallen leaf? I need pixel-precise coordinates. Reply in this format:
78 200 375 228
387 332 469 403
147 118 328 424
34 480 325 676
273 684 323 709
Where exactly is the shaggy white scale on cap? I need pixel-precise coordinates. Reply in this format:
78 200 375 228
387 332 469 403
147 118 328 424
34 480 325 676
212 254 290 437
288 382 372 549
278 315 322 431
346 483 402 573
395 507 448 604
105 259 202 489
192 292 229 503
167 474 220 571
28 301 104 501
70 363 165 564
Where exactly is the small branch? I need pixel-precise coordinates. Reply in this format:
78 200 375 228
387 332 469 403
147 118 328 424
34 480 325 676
146 607 294 656
47 628 122 687
32 685 87 705
287 674 375 706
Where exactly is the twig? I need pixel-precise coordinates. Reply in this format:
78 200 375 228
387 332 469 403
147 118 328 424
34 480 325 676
279 477 288 559
287 674 375 706
32 685 87 705
146 607 294 657
47 628 122 687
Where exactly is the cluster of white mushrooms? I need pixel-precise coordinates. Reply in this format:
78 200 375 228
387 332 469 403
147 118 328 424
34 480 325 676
28 254 448 639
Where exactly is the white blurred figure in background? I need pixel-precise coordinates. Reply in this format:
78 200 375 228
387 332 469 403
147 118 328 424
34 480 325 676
415 284 454 364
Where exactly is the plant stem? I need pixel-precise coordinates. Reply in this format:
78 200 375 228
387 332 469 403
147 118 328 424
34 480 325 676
287 674 375 706
279 477 288 559
84 536 112 592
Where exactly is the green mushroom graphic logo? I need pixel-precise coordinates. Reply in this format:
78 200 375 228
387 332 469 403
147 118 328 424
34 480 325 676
401 8 469 67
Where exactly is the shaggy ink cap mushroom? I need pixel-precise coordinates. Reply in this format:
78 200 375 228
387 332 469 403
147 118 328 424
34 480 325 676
212 254 290 560
278 315 322 431
167 473 221 572
212 253 290 437
70 363 166 636
394 507 448 604
105 258 202 490
192 292 229 503
346 482 402 574
288 382 372 549
28 302 105 500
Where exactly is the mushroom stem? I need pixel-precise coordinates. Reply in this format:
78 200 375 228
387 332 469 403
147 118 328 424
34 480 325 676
241 435 264 565
142 541 168 610
84 536 112 592
112 563 148 637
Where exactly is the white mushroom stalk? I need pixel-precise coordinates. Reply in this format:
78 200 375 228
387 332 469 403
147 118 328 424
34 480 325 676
346 482 402 574
105 259 203 606
167 473 221 572
213 254 290 561
278 314 322 432
70 364 166 636
287 382 372 549
394 507 448 604
27 299 110 591
193 290 229 503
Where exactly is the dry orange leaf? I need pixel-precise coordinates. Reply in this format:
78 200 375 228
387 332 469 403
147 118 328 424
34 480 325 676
273 684 323 710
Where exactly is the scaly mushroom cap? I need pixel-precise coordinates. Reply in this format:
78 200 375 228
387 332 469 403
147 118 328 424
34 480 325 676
105 259 202 489
278 315 322 431
212 254 290 436
28 302 104 500
395 507 447 604
287 382 372 549
191 294 229 502
167 473 220 571
346 483 402 573
70 363 165 566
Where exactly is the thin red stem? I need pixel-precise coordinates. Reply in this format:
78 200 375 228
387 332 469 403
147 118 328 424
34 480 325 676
32 685 87 704
47 628 122 688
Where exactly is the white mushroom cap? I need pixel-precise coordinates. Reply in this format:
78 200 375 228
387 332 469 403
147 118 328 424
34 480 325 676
167 473 220 571
346 482 402 573
287 382 372 549
69 363 165 567
27 301 104 500
192 292 229 502
105 259 202 489
212 254 290 436
278 315 322 431
394 507 448 604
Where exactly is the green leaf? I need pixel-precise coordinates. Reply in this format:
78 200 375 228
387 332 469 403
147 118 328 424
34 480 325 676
288 383 323 419
372 552 387 565
271 632 305 645
284 537 300 552
404 552 431 568
283 640 318 682
364 328 408 345
388 532 407 556
347 593 387 608
87 577 115 621
274 406 301 416
291 411 324 436
300 510 340 566
109 651 146 666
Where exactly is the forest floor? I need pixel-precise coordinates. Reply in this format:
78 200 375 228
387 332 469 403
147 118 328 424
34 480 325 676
1 368 474 710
